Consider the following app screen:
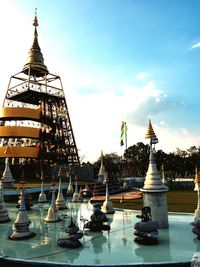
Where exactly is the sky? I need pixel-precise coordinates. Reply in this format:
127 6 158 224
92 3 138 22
1 0 200 163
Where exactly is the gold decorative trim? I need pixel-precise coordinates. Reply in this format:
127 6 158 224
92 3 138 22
0 126 40 138
0 146 40 158
0 107 41 120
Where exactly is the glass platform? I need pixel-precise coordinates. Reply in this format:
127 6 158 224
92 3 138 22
0 200 198 266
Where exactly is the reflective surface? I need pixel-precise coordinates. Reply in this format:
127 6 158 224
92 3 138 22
0 201 198 265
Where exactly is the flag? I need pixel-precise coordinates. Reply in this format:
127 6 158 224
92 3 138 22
120 121 127 146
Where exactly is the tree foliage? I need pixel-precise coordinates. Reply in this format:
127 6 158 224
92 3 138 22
92 144 200 180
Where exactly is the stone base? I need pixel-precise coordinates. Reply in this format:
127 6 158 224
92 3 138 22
57 237 82 248
0 216 11 223
9 231 36 240
142 191 168 228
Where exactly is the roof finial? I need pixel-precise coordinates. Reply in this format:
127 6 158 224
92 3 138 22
33 8 38 27
22 9 49 77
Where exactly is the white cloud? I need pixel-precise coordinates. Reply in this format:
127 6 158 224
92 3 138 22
136 72 148 80
65 78 168 162
190 42 200 49
156 124 200 154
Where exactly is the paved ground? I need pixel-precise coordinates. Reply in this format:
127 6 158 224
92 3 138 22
91 190 143 201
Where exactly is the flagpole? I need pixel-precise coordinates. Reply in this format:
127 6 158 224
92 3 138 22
125 128 127 151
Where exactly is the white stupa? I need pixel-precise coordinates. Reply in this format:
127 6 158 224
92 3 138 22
0 182 10 223
97 151 106 184
9 189 35 239
72 179 80 202
44 187 61 222
66 176 74 196
140 119 168 228
38 171 47 204
55 178 67 209
1 158 15 188
101 173 115 214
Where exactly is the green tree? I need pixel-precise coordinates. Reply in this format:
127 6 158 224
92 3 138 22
123 142 149 176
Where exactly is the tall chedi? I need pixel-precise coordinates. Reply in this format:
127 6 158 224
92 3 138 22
0 11 80 181
140 119 168 228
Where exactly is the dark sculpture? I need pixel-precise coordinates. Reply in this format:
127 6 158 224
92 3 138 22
134 206 159 245
57 217 83 248
191 216 200 239
84 203 110 231
81 184 93 198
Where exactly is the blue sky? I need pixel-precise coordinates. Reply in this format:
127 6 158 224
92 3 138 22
1 0 200 162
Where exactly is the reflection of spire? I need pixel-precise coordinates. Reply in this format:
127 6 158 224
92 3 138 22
120 195 127 247
107 232 111 252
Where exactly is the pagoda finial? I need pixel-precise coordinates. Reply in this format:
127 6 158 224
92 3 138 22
145 119 158 145
33 8 38 27
22 10 48 77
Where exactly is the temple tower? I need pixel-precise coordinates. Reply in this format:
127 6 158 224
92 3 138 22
0 12 80 181
140 119 168 228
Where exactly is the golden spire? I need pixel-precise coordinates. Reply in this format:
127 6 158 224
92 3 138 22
194 166 200 184
145 119 158 144
22 9 48 77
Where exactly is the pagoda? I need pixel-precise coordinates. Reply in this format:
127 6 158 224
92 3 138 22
0 11 80 182
140 119 168 228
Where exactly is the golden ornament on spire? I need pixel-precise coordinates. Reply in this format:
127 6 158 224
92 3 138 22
145 119 158 144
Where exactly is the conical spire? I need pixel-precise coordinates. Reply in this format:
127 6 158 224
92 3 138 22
97 151 106 184
145 119 158 144
55 178 67 209
22 9 48 77
194 166 200 191
1 158 15 188
99 151 106 175
44 186 61 222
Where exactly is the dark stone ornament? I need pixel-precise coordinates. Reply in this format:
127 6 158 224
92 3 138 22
192 216 200 239
134 206 159 245
84 203 110 232
58 217 83 248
